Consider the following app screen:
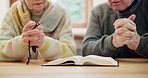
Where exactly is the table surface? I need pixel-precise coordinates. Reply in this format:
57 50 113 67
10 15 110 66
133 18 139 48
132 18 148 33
0 58 148 78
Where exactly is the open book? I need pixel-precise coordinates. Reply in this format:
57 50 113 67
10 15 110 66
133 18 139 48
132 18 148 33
42 55 118 66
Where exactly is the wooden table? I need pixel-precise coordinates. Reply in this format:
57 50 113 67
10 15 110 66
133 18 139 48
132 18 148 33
0 58 148 78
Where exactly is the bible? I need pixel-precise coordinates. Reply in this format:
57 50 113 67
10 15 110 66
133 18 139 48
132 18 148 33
42 55 118 66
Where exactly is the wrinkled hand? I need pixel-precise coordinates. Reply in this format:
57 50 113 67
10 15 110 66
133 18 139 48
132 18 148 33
22 21 45 47
112 14 140 50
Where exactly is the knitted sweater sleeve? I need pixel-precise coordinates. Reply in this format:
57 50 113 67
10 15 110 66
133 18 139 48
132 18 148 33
0 11 76 61
82 7 118 57
136 34 148 58
135 0 148 58
0 11 28 61
38 14 76 60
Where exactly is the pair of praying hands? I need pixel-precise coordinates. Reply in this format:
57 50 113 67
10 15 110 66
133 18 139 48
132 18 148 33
112 14 140 50
22 21 45 48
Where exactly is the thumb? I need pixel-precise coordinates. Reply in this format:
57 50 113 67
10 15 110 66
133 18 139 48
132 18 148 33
128 14 136 21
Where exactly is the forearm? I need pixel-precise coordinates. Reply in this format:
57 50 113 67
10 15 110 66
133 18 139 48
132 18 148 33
38 36 76 60
0 36 28 61
0 12 28 61
136 34 148 58
82 35 118 57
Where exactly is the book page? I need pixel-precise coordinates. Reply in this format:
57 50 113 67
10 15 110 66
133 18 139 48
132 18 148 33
80 55 118 66
42 55 118 66
42 56 83 66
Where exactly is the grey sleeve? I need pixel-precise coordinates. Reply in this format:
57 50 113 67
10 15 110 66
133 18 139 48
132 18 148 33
82 10 118 57
136 33 148 58
135 0 148 58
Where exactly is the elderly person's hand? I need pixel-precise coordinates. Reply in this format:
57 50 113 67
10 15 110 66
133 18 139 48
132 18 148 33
112 14 140 50
22 21 45 47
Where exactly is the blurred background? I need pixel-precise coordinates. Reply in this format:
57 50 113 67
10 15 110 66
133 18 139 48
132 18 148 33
0 0 107 55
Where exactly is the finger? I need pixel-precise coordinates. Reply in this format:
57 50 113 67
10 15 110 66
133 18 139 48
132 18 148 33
30 38 44 47
114 19 127 29
29 33 44 38
120 31 135 37
39 31 45 37
114 17 136 29
114 19 136 29
28 33 44 42
127 19 136 26
113 34 128 48
24 37 44 47
25 29 40 36
22 32 28 38
29 30 44 37
29 34 40 37
114 28 128 34
113 19 124 26
116 36 131 42
35 25 43 30
128 14 136 21
123 40 132 46
122 23 136 32
25 21 36 28
23 37 39 43
23 21 36 32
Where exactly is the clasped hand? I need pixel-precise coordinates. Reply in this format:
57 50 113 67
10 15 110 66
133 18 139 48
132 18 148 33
22 21 45 47
112 14 140 50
